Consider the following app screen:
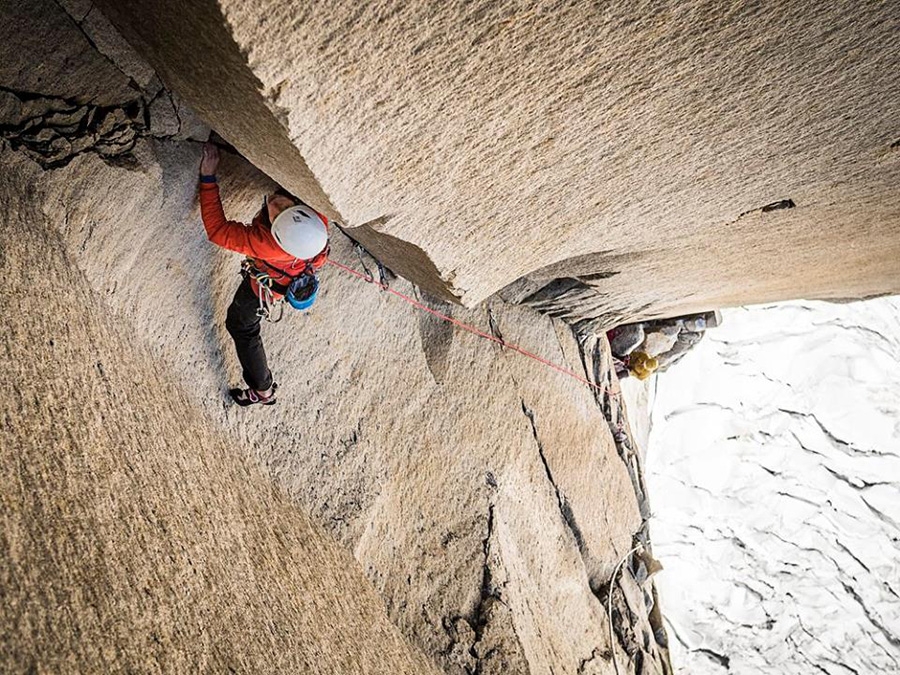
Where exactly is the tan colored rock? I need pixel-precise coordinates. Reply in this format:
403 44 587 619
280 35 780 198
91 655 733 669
2 130 667 672
0 168 438 675
98 0 900 318
0 0 135 106
6 131 666 672
80 4 160 90
1 4 671 673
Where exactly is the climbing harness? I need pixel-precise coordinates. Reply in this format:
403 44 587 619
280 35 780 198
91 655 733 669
241 258 285 323
241 257 321 323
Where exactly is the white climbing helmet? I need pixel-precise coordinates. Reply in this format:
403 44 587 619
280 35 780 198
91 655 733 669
271 205 328 259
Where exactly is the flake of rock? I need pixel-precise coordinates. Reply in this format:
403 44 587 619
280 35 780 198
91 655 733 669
69 134 97 154
148 93 180 137
80 6 158 90
104 125 136 144
95 108 128 136
172 94 209 141
49 136 72 151
22 128 58 144
45 107 89 128
0 90 27 126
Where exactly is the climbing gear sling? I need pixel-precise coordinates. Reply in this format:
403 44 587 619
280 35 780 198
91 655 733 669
240 252 325 323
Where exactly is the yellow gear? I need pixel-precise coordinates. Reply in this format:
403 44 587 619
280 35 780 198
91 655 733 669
629 351 659 380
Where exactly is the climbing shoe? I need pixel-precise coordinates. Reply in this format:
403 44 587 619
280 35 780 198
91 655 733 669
229 383 278 407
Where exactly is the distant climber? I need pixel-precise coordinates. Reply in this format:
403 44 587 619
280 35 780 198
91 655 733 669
198 142 329 406
608 311 722 380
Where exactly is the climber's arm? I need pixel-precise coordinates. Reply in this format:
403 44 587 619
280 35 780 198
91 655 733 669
197 142 262 257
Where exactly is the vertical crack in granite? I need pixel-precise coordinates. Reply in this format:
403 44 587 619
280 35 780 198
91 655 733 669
467 504 499 674
53 0 145 93
571 330 673 673
520 399 587 555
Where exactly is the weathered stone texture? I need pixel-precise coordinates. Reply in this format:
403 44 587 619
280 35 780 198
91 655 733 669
9 134 659 672
0 163 438 675
1 3 670 673
98 0 899 320
1 134 663 672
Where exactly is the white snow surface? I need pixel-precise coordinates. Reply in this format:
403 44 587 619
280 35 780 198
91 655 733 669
643 297 900 674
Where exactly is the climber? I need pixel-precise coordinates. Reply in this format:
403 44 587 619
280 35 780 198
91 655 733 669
198 141 329 407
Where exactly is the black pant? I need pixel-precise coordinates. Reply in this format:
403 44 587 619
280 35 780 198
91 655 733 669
225 277 274 391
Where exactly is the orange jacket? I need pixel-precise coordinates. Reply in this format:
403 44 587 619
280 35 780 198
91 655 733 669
199 180 328 299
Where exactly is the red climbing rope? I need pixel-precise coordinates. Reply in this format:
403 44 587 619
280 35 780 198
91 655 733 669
325 258 604 393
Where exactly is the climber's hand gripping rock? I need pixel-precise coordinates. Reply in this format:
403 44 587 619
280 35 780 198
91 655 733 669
200 141 219 176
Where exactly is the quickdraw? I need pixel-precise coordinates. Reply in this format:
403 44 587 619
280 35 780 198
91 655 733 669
241 258 285 323
354 243 389 288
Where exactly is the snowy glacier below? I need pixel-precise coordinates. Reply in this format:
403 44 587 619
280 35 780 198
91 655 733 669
641 297 900 674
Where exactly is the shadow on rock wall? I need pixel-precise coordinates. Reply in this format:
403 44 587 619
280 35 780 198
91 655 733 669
1 2 673 673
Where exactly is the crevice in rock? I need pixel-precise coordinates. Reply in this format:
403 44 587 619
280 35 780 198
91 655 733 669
486 303 504 348
605 584 644 673
520 399 587 554
760 199 796 213
440 502 520 674
577 646 611 673
579 270 620 282
0 81 192 170
521 277 597 320
53 0 144 94
466 504 498 670
737 198 796 220
0 85 149 169
573 332 672 673
444 503 524 675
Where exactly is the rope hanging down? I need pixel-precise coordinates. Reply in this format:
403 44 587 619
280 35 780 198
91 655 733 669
324 258 605 394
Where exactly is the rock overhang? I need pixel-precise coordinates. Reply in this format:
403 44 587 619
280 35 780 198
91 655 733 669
94 0 900 316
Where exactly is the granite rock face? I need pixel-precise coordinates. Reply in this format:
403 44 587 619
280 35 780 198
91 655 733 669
0 168 438 675
97 0 900 321
1 3 669 673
